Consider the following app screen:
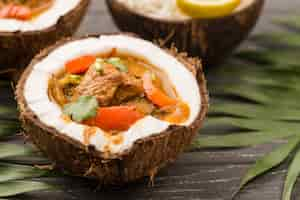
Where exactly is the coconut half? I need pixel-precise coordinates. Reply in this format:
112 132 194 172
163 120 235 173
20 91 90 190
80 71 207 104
16 34 209 184
106 0 265 66
0 0 89 71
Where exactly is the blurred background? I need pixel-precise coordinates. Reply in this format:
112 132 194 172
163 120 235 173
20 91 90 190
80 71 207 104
77 0 300 36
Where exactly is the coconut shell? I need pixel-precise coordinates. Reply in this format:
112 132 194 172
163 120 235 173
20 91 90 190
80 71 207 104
15 34 209 185
106 0 265 66
0 0 90 71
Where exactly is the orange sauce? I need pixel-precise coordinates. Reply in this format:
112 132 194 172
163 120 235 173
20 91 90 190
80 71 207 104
60 114 72 123
49 51 191 134
103 144 112 156
112 134 124 145
83 126 98 145
163 102 190 124
30 0 54 20
122 55 178 98
125 57 148 77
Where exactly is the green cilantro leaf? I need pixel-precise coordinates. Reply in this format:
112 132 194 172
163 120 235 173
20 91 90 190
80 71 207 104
106 57 128 72
63 96 98 122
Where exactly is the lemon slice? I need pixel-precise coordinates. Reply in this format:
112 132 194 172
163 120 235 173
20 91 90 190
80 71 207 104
176 0 241 19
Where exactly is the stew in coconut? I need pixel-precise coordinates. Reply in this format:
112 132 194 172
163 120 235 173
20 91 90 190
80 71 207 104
0 0 54 20
48 51 190 134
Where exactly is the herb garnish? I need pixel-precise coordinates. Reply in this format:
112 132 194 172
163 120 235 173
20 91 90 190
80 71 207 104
63 96 98 122
106 57 128 72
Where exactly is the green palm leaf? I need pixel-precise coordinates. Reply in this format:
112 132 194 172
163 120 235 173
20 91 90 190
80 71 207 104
196 131 294 148
238 137 300 193
0 143 34 159
205 117 300 133
235 50 300 67
274 16 300 29
282 148 300 200
0 163 48 182
196 15 300 200
0 181 54 197
251 33 300 48
0 106 17 116
210 103 300 121
213 83 300 107
0 80 57 198
0 122 19 138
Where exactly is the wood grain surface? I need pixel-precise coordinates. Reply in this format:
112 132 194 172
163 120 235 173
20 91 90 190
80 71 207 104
9 0 300 199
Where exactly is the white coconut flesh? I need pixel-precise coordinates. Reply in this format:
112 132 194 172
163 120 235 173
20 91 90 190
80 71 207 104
0 0 81 32
24 35 201 156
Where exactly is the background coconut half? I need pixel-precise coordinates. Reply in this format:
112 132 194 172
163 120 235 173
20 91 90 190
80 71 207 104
106 0 265 66
0 0 90 74
16 33 209 185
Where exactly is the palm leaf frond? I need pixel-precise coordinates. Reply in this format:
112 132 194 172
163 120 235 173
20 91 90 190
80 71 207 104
282 148 300 200
0 181 54 198
197 15 300 200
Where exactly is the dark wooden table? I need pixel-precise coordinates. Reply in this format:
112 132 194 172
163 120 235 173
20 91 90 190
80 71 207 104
11 1 300 199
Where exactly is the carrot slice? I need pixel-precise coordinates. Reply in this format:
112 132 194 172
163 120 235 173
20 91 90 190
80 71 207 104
0 5 12 19
65 55 96 74
15 5 32 20
143 73 177 108
84 106 144 131
0 5 32 20
9 5 18 17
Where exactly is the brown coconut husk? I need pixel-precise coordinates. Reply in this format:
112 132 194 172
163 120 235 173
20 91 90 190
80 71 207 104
0 0 90 77
15 33 209 185
106 0 265 66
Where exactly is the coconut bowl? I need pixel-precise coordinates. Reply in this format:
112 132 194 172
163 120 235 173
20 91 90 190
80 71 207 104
0 0 90 71
16 33 209 185
106 0 265 66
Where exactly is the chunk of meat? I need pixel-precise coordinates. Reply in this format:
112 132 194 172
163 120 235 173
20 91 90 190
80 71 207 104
75 62 145 106
113 74 144 104
75 64 123 106
124 98 156 115
123 74 144 91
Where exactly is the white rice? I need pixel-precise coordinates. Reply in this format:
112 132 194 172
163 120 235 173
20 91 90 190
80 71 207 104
117 0 189 19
